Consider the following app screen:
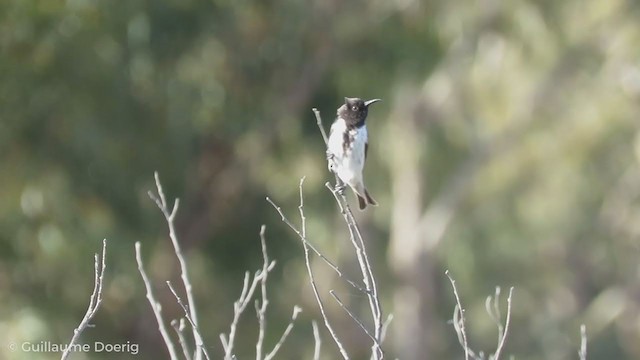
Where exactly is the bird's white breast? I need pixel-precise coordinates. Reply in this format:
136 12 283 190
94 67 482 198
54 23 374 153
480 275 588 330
327 118 367 185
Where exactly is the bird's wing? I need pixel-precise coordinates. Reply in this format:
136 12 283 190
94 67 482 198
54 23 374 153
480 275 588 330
328 119 338 138
327 122 335 153
327 120 343 153
326 121 339 169
328 123 334 145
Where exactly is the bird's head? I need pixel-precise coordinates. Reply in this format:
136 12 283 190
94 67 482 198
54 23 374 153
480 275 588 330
338 97 381 126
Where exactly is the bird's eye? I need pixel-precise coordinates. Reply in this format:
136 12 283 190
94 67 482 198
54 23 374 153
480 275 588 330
352 106 358 111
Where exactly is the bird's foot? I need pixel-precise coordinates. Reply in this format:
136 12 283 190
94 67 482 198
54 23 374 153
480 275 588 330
326 151 335 172
335 183 346 195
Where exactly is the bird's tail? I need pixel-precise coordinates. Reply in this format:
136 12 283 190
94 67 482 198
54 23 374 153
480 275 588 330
355 186 378 211
365 189 377 206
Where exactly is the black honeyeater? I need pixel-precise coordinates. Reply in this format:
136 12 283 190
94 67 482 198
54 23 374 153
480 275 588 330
326 97 381 210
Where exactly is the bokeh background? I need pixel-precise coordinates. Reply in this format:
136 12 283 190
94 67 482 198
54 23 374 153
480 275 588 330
2 0 640 359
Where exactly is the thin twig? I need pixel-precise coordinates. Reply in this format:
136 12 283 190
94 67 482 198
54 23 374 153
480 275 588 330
297 181 321 360
486 287 504 348
266 197 366 293
221 255 276 358
61 239 108 360
380 315 394 343
167 282 212 360
329 290 380 347
264 306 302 360
492 287 514 360
312 108 330 145
135 242 180 360
446 271 513 360
255 225 270 360
172 318 193 360
344 200 381 325
579 324 587 360
326 183 383 359
446 270 470 360
149 172 204 360
312 320 321 360
296 178 350 359
298 177 307 239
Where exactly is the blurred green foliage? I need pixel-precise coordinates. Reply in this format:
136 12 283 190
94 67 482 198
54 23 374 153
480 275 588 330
2 0 640 359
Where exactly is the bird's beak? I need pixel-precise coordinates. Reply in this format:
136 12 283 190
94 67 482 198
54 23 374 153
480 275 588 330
364 99 381 107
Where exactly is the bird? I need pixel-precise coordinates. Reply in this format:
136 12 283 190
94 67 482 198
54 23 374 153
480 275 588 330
326 97 381 210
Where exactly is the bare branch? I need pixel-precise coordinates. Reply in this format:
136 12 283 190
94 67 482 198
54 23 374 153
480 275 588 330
492 287 514 360
255 225 270 360
329 290 380 347
150 172 204 360
312 108 330 145
298 186 321 360
445 270 470 360
297 177 307 239
380 315 394 343
222 270 265 357
135 242 180 360
61 239 108 360
486 287 504 347
488 289 500 323
166 282 211 360
221 233 276 360
446 271 513 360
326 183 383 359
266 196 366 293
579 324 587 360
312 320 321 360
264 306 302 360
296 177 350 359
172 318 192 360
